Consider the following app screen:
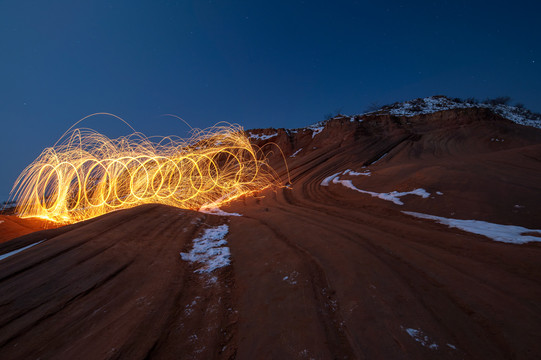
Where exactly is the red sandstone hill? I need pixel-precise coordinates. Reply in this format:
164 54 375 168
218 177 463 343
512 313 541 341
1 101 541 359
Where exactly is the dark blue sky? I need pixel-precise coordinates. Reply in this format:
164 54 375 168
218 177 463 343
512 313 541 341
1 0 540 200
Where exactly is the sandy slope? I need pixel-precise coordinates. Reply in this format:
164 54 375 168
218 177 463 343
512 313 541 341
1 108 540 359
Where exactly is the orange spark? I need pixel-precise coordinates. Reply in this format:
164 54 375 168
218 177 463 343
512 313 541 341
11 123 283 224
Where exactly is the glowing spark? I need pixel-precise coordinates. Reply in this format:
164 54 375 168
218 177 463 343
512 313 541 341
11 123 283 224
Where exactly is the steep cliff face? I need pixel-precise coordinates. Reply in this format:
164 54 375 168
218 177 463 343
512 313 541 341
1 103 540 359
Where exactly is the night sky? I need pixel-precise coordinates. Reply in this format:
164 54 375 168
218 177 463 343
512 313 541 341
1 0 540 200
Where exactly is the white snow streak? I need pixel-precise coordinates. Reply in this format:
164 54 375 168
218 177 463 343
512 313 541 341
290 148 303 157
343 169 371 176
371 152 388 164
198 190 242 216
327 175 430 205
321 171 430 204
198 206 241 217
248 132 278 141
321 169 370 186
320 172 341 186
403 211 541 244
404 328 439 350
0 240 45 262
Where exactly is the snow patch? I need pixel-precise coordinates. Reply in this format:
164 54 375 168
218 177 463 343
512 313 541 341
343 169 371 176
0 240 45 262
248 132 278 141
385 96 473 117
404 327 438 350
311 126 324 138
282 270 299 285
322 169 371 186
403 211 541 244
198 190 242 216
184 297 201 316
198 206 241 217
180 225 231 273
320 172 341 186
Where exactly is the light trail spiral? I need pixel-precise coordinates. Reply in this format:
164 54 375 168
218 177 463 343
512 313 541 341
11 123 282 224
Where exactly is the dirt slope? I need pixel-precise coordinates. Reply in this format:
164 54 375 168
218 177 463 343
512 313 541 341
1 108 541 359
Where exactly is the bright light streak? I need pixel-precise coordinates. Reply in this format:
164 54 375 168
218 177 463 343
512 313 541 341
11 123 283 224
